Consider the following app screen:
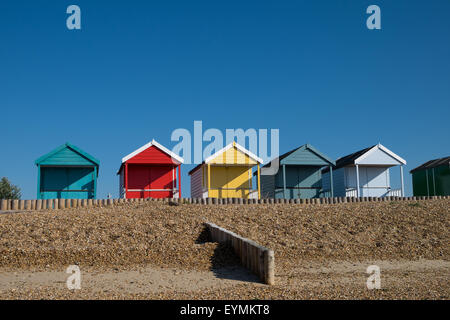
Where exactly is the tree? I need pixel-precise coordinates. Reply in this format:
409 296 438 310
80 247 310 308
0 177 21 199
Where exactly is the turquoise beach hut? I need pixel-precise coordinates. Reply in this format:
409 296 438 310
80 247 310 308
259 144 335 199
35 143 100 200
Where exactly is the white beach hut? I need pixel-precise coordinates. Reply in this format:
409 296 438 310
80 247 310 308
322 143 406 197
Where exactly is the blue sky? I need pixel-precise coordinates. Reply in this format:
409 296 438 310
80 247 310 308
1 0 449 198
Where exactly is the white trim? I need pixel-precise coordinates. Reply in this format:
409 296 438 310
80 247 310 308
204 142 263 164
400 165 405 197
121 139 184 164
355 143 406 165
378 144 407 165
355 164 360 198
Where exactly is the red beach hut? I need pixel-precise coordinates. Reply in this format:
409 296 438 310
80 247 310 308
117 140 184 199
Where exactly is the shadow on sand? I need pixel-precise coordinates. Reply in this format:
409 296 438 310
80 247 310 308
196 223 261 284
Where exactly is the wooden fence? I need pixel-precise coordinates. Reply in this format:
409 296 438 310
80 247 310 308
206 222 275 285
0 195 448 211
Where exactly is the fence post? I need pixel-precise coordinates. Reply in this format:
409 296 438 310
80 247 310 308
35 199 42 210
0 199 7 211
11 200 19 210
264 250 275 285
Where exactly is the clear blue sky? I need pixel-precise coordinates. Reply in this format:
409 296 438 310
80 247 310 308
1 0 449 198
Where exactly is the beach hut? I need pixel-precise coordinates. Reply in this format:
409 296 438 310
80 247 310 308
322 143 406 197
259 144 335 199
410 156 450 196
35 142 100 199
188 142 263 199
118 139 183 199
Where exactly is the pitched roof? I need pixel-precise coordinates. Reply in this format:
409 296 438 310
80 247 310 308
322 143 406 173
261 144 335 169
121 139 184 164
188 163 204 175
204 141 263 164
188 142 263 175
325 145 375 171
35 142 100 167
410 156 450 173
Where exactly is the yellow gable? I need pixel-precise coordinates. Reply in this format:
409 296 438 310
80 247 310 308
208 145 257 165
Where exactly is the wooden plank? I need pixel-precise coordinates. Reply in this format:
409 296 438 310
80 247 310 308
205 222 274 285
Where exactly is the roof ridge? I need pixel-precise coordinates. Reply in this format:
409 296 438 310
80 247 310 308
35 142 100 166
410 155 450 173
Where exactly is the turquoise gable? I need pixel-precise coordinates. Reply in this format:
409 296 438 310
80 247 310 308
35 143 100 167
280 144 335 166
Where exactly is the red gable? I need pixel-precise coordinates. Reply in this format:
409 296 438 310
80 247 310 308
125 144 176 164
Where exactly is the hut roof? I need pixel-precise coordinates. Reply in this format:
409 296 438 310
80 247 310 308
188 142 263 175
410 156 450 173
35 142 100 170
121 139 184 164
322 143 406 173
117 139 183 174
261 144 335 169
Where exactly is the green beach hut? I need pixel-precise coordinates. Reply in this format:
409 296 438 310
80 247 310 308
35 143 100 200
410 156 450 196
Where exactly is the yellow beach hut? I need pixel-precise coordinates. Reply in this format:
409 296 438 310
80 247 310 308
188 142 263 199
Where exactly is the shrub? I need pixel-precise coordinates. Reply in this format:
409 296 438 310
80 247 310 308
0 177 21 199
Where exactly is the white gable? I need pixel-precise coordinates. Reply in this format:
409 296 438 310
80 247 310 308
355 144 406 166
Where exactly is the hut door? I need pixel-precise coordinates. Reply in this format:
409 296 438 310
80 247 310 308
149 166 173 198
40 167 67 199
298 167 321 199
285 167 299 199
41 167 94 199
210 167 228 198
226 167 250 198
66 167 94 199
128 166 150 198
